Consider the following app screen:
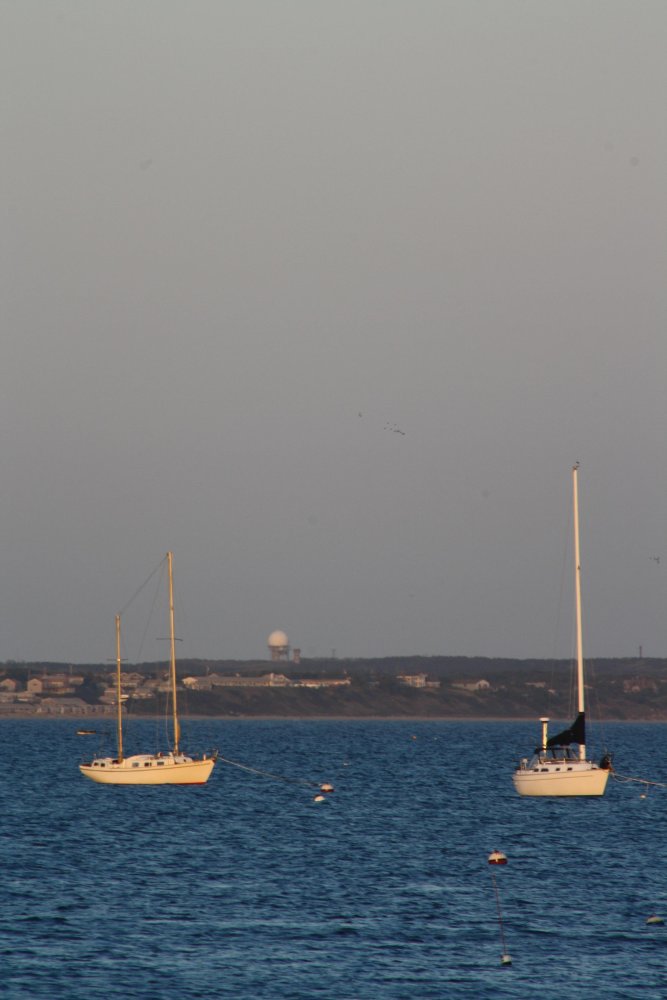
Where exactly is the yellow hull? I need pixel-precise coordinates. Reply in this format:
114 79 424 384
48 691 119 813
79 753 216 785
513 763 609 797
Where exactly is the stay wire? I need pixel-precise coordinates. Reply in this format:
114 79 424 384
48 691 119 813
118 556 166 618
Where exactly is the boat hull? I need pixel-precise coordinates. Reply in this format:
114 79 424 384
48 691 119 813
513 763 609 797
79 753 216 785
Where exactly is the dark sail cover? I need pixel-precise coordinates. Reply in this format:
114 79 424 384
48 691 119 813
547 712 585 748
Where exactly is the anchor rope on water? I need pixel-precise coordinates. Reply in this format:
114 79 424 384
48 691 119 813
611 772 667 790
217 754 322 788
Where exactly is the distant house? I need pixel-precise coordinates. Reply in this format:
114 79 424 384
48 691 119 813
398 674 441 689
452 679 491 692
262 673 291 686
27 673 83 696
203 673 293 687
44 673 83 688
119 672 146 690
623 677 659 694
37 697 90 715
398 674 428 688
99 687 131 704
183 675 218 690
0 678 19 692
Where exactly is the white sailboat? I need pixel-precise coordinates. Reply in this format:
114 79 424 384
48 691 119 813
513 464 611 797
80 552 217 786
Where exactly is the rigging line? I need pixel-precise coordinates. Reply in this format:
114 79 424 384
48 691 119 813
217 754 320 788
137 559 166 664
117 556 167 618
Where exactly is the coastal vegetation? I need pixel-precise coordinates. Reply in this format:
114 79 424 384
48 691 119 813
2 655 667 720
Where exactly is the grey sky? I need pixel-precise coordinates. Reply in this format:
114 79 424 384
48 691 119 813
2 1 667 664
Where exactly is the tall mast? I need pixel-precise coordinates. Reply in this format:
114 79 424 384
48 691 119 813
167 551 180 755
572 463 586 760
115 613 123 762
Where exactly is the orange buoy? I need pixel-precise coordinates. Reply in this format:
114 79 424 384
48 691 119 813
488 850 508 865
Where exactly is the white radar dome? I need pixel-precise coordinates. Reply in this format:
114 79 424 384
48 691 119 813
268 630 289 647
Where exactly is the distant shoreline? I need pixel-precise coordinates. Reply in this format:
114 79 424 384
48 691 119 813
3 714 667 723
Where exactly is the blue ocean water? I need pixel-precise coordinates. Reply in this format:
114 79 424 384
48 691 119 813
1 718 667 999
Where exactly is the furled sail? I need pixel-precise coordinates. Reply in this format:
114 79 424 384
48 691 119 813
547 712 585 748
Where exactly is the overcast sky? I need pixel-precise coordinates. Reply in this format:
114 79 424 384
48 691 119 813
2 1 667 664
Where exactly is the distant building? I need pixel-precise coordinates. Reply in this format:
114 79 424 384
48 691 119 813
27 673 83 696
295 678 351 689
268 630 290 661
452 679 491 692
185 672 297 688
37 697 90 715
398 674 428 688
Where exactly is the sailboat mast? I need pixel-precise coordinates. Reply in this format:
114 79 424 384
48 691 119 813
572 463 586 760
115 613 123 762
167 551 180 755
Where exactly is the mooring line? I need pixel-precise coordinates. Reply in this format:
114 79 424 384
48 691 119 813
612 772 667 789
217 754 320 788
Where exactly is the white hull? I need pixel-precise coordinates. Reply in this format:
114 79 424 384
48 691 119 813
80 753 216 785
513 762 609 797
512 468 611 799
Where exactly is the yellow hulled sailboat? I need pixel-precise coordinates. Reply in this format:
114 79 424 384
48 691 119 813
80 552 217 786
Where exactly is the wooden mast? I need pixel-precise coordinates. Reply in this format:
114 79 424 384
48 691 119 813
572 463 586 762
115 613 123 762
167 552 180 755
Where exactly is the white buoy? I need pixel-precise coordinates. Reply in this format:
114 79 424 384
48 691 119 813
320 783 334 794
646 914 664 925
501 954 512 966
313 794 325 802
488 850 508 865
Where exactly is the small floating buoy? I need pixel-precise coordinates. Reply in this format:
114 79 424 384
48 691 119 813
646 914 664 925
313 794 325 803
488 851 512 966
320 783 334 794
